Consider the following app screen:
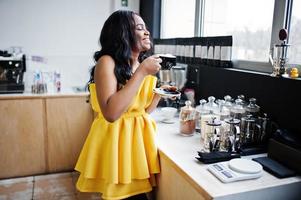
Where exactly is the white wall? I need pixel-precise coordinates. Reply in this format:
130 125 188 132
0 0 139 92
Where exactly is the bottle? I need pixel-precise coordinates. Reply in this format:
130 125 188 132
31 70 38 93
179 100 196 136
54 71 61 93
32 70 42 93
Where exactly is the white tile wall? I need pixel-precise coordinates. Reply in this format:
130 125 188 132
0 0 140 92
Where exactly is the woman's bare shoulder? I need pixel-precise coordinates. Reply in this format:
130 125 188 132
97 55 115 68
95 55 115 76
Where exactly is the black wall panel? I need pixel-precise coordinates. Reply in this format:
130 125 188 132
192 65 301 137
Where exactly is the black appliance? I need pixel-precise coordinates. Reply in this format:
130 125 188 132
0 53 26 94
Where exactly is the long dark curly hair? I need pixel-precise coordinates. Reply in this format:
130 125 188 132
88 10 152 87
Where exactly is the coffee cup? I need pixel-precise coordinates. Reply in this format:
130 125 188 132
158 54 176 70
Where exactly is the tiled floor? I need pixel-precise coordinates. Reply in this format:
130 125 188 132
0 171 101 200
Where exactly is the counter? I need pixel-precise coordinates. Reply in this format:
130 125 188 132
0 92 89 100
152 109 301 200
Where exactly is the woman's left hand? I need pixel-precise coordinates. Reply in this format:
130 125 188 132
160 85 177 91
160 85 178 100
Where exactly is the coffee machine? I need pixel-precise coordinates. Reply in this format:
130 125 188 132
0 50 26 94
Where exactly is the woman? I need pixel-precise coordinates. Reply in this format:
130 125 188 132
75 10 165 200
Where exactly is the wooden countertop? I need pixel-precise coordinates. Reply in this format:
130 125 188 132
152 108 301 200
0 92 89 100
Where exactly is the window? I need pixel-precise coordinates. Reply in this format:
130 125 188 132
160 0 298 72
203 0 274 62
289 0 301 64
161 0 195 38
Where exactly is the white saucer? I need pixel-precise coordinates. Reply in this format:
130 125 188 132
153 88 181 98
229 158 263 174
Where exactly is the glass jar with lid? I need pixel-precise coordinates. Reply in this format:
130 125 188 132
179 100 196 136
237 94 247 108
200 97 219 141
230 99 246 120
224 118 241 152
195 99 210 133
214 99 230 121
224 95 233 110
205 96 219 114
203 117 222 152
245 98 260 117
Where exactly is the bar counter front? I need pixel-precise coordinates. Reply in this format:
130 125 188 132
152 110 301 200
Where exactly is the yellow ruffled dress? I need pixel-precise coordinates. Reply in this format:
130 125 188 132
75 75 160 200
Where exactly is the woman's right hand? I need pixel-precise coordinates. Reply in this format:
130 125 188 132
137 55 162 76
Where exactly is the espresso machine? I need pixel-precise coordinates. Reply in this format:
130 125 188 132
0 50 26 94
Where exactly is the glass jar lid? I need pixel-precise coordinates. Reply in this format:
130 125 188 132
225 118 240 124
206 117 222 126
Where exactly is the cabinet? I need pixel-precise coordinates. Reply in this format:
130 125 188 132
46 97 93 172
156 152 208 200
0 94 93 179
0 99 46 179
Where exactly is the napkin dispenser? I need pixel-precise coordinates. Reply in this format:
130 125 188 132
268 130 301 174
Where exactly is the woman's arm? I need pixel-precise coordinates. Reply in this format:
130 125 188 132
145 93 161 114
94 55 161 122
145 85 178 114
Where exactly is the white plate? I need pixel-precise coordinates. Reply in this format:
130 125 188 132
153 88 181 98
